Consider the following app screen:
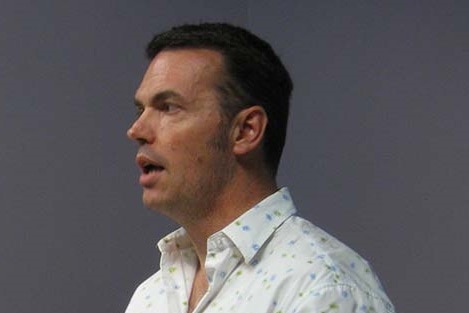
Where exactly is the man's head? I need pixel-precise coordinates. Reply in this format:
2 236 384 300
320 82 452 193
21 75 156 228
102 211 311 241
128 48 237 220
145 23 293 176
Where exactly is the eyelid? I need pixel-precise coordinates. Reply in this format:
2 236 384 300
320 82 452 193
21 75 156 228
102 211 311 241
158 101 180 113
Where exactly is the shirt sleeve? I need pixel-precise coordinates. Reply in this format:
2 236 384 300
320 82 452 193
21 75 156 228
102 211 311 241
288 284 395 313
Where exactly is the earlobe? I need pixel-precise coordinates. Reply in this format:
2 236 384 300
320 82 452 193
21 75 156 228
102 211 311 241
232 106 268 156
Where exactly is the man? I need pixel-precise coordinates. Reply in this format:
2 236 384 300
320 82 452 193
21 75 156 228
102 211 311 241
126 23 395 313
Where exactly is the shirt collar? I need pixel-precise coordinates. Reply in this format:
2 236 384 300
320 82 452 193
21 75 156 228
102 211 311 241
157 187 297 263
221 187 296 263
157 227 192 253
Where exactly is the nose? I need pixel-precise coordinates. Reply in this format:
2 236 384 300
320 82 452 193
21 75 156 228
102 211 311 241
127 115 154 145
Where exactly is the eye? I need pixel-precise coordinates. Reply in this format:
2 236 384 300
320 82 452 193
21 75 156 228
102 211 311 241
159 102 179 113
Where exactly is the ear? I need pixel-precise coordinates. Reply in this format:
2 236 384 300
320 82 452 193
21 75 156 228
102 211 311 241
231 106 268 156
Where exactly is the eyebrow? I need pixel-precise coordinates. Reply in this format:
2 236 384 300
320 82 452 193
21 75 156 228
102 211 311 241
134 90 184 108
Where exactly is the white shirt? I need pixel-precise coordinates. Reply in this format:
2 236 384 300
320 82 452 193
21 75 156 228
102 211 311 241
125 188 395 313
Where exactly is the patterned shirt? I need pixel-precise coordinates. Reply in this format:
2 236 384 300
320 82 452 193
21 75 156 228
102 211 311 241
125 188 395 313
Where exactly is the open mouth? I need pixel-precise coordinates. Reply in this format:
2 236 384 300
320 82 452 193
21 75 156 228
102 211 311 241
142 163 164 174
137 155 165 174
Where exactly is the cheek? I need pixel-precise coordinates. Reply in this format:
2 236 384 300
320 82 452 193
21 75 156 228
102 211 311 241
162 118 223 166
194 155 206 168
170 139 208 169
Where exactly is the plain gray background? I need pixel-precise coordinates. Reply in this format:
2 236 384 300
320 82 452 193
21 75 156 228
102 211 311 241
1 1 468 312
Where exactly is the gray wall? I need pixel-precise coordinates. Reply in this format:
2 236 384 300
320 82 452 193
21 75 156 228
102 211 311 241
1 1 467 312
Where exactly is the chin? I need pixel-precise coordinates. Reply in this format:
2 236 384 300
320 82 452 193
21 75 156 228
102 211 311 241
142 196 159 208
142 191 162 210
142 189 174 212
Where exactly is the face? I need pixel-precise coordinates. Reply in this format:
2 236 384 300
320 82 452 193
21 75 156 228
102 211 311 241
127 49 235 223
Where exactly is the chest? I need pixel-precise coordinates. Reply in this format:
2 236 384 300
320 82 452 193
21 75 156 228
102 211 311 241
154 263 301 313
187 268 208 313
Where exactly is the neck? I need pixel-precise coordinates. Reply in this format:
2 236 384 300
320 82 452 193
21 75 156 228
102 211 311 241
182 170 277 266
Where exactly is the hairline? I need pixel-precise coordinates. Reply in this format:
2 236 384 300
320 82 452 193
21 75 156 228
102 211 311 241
150 46 250 121
147 42 277 177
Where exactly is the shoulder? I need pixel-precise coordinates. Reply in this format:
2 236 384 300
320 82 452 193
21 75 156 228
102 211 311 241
125 271 164 313
249 215 395 312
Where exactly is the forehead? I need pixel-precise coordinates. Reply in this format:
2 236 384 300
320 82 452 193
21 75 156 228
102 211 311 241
135 48 224 102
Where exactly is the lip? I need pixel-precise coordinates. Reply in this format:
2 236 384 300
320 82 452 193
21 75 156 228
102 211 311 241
139 169 163 187
135 154 165 187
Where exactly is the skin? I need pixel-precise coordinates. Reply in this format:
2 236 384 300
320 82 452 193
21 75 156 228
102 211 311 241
128 48 235 225
127 48 277 312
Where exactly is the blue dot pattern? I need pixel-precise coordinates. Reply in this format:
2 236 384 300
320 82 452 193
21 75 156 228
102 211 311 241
125 187 395 313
